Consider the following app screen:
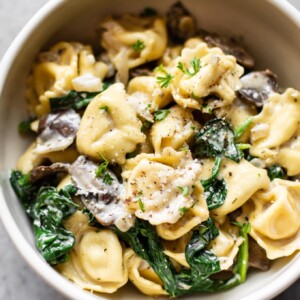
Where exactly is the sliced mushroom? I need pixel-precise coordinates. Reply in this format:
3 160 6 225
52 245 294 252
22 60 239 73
237 70 278 107
205 34 255 68
248 236 270 271
35 109 80 154
30 162 70 183
69 156 134 231
166 2 197 43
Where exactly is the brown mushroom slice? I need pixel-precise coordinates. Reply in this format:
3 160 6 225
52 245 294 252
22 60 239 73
69 156 134 231
248 236 270 271
166 2 197 43
30 162 70 183
205 34 255 68
35 109 80 154
237 70 278 107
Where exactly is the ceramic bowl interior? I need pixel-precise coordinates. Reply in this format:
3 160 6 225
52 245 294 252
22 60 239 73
1 0 300 299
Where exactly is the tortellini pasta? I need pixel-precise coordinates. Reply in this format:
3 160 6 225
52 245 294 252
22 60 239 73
238 179 300 259
76 83 145 164
56 212 128 293
198 158 270 216
250 88 300 165
124 249 167 296
150 105 200 153
26 42 108 117
101 15 167 83
171 42 244 110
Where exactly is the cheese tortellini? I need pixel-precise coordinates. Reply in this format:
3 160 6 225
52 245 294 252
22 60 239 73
76 83 145 164
56 212 128 293
27 42 108 117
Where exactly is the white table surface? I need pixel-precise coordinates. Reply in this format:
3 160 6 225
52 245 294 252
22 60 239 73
0 0 300 299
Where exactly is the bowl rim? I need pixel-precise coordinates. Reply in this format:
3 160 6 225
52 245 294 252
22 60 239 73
0 0 300 299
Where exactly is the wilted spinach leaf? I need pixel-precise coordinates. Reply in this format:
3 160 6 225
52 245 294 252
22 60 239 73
30 186 78 264
193 118 243 162
49 82 112 111
10 170 38 212
200 157 227 210
18 118 36 134
266 164 286 181
114 218 250 297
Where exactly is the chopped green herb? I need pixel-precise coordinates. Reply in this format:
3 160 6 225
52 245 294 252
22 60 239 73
100 105 109 112
155 65 174 88
177 186 190 196
131 39 146 52
179 207 189 214
156 73 174 88
179 147 189 152
138 198 145 212
154 109 170 121
177 57 201 77
234 117 253 139
103 173 113 185
95 156 109 178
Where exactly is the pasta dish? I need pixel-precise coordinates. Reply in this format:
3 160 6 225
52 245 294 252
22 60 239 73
10 2 300 297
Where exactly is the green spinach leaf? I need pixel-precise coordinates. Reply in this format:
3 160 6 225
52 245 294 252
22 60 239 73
266 164 286 181
193 118 243 162
49 82 111 111
200 157 227 210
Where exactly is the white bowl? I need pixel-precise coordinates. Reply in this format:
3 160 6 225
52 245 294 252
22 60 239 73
0 0 300 299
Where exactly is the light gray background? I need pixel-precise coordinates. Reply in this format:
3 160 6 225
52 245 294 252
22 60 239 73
0 0 300 299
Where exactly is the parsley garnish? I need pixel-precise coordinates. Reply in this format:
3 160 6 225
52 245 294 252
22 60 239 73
177 186 190 196
103 173 113 185
136 190 145 212
95 155 109 178
179 207 189 214
155 65 174 88
100 105 109 112
154 109 170 121
177 57 201 77
131 40 146 52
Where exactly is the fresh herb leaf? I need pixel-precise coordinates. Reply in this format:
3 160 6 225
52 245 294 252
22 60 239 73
138 198 145 212
155 65 174 88
131 39 146 52
103 173 113 185
141 7 157 17
154 109 169 121
100 105 109 112
179 207 189 214
266 164 286 181
18 118 36 134
156 73 174 88
177 186 190 196
234 117 253 139
95 155 109 178
177 57 201 77
193 118 243 163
